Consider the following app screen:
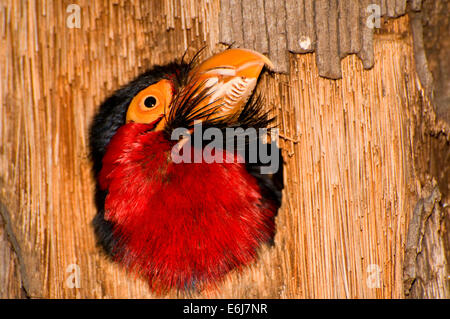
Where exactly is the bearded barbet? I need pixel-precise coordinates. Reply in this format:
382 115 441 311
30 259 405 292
89 48 284 292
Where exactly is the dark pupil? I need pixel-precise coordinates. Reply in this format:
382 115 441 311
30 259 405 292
144 96 157 108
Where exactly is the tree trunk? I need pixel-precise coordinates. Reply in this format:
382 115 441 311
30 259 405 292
0 0 448 298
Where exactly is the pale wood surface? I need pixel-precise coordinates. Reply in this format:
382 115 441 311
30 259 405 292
0 1 437 298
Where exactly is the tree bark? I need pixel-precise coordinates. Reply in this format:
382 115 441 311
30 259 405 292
0 0 448 298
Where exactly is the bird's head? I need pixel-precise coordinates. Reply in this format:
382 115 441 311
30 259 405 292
90 48 274 173
125 48 273 131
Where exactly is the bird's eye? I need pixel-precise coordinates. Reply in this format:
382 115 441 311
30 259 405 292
126 79 173 126
143 96 158 109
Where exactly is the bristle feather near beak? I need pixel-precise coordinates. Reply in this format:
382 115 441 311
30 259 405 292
164 48 273 132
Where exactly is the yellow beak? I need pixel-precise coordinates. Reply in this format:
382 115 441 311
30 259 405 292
183 48 273 122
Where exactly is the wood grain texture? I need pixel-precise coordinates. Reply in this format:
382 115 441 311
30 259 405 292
403 186 449 298
0 206 24 298
286 0 315 54
420 0 450 126
357 0 375 69
0 1 443 298
315 0 342 79
219 0 414 76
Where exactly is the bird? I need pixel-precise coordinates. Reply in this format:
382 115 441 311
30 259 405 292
89 48 283 292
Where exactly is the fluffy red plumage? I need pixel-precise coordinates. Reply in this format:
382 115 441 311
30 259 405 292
98 121 277 291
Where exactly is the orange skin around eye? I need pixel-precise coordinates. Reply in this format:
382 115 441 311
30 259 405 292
126 79 173 130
